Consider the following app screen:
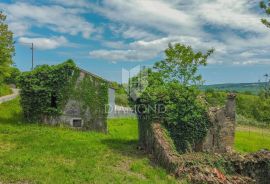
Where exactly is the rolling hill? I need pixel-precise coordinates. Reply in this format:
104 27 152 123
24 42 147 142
201 82 267 94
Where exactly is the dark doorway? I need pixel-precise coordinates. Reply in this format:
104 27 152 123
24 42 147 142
51 93 57 108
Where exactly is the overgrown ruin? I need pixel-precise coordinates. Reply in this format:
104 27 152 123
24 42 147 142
196 93 237 152
138 93 270 183
19 61 115 133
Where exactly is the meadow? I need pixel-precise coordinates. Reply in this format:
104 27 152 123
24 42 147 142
0 99 269 183
0 99 180 184
235 125 270 153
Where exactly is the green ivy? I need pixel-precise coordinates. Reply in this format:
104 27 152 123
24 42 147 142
72 74 108 130
135 43 212 153
138 80 210 153
18 60 108 126
18 60 77 122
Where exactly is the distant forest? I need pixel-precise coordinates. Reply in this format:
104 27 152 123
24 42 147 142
201 82 267 94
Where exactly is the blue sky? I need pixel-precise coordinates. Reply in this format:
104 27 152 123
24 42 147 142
1 0 270 84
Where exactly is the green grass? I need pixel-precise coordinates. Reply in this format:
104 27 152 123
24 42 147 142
1 98 269 183
0 84 12 97
235 125 270 153
0 99 180 184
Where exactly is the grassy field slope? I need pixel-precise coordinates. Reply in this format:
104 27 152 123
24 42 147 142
0 99 179 184
0 99 269 183
235 125 270 153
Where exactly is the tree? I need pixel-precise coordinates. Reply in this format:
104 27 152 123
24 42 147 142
0 12 15 83
260 0 270 28
4 67 21 85
137 43 214 153
154 43 214 85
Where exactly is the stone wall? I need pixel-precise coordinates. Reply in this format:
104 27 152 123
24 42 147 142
141 122 254 183
228 150 270 184
62 71 108 132
197 93 236 153
138 94 270 183
43 70 108 133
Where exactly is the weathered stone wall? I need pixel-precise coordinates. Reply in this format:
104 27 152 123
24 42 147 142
140 122 254 183
61 71 108 132
228 150 270 184
44 71 108 133
138 94 270 183
198 93 236 153
144 123 180 172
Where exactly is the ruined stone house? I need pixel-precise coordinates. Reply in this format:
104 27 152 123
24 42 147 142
138 93 237 153
55 68 116 132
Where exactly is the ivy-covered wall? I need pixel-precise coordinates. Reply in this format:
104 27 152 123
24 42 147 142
19 60 109 132
66 71 108 132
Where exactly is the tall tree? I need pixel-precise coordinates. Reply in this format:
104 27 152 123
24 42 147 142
260 0 270 28
154 43 214 85
137 43 214 152
0 12 15 83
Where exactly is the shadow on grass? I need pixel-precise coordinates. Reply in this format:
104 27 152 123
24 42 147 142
101 138 146 159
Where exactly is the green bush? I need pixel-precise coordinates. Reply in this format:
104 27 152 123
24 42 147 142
18 60 78 122
165 85 210 152
4 67 21 85
136 43 212 153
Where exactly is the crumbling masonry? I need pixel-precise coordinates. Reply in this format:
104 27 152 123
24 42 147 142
196 93 237 152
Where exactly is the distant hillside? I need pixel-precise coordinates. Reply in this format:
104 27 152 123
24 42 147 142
201 82 267 94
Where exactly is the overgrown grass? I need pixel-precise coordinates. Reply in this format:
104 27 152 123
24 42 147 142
235 125 270 153
1 98 269 183
0 84 12 97
0 99 180 184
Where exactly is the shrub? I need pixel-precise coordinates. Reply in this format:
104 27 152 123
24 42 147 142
135 43 213 153
18 60 78 122
4 67 21 85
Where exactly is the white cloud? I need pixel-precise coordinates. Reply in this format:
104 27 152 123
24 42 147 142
233 59 270 65
109 25 159 40
89 49 157 61
101 40 126 49
51 0 91 8
89 35 226 62
18 36 68 50
2 0 270 66
94 0 200 35
88 0 270 65
197 0 267 34
0 2 95 38
8 22 29 37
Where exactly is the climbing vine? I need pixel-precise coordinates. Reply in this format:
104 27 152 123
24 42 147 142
73 74 108 130
18 60 78 122
135 43 212 153
18 60 108 126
